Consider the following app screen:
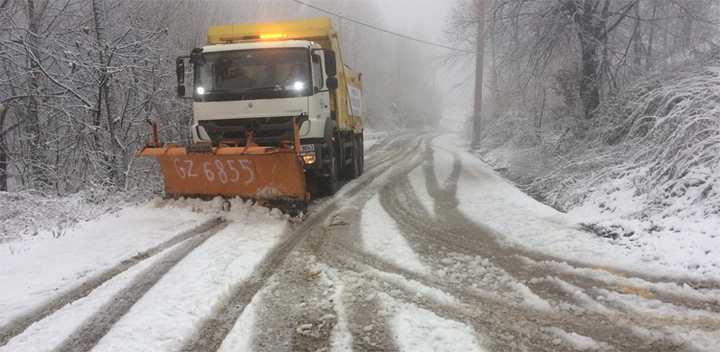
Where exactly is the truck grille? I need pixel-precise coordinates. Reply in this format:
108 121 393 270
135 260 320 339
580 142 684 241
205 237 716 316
199 116 296 147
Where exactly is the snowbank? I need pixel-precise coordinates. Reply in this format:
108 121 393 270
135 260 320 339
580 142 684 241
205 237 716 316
454 65 720 282
0 191 117 242
436 133 720 281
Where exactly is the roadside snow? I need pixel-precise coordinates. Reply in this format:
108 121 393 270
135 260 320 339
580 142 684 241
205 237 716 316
387 300 485 352
0 244 169 352
93 205 287 352
569 195 720 279
408 166 435 217
361 195 429 275
435 133 720 281
0 191 118 242
0 198 217 327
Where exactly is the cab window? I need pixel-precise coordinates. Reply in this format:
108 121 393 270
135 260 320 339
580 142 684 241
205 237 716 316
312 54 324 90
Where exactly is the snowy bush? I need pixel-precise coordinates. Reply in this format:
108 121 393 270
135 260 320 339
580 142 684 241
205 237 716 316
528 63 720 228
0 191 124 242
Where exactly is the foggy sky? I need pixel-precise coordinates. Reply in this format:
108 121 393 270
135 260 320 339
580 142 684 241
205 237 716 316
369 0 473 117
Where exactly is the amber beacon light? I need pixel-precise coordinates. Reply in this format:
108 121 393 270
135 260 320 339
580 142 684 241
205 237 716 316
259 33 287 40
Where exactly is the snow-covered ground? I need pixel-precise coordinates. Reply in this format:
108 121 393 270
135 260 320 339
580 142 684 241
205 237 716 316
435 132 720 282
2 131 718 351
383 296 485 352
0 197 290 352
0 191 119 242
407 166 434 217
361 195 429 274
363 129 387 152
93 205 287 352
217 282 267 352
0 198 218 327
0 244 170 352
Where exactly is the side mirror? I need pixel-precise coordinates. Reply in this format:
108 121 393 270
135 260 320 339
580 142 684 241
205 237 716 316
324 50 337 77
176 56 192 99
326 76 339 90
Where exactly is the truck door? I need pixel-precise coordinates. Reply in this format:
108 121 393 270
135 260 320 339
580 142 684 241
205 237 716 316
312 52 331 121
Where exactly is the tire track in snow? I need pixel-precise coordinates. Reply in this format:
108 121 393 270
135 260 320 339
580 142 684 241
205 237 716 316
0 217 223 348
323 137 626 350
371 144 674 351
434 142 720 293
306 134 588 351
52 220 228 352
379 139 717 350
178 135 422 352
429 143 720 314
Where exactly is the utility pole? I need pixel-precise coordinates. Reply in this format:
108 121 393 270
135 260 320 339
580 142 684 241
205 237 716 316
471 0 486 149
0 103 6 192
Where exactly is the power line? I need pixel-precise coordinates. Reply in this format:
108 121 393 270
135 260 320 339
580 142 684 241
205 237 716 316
289 0 474 54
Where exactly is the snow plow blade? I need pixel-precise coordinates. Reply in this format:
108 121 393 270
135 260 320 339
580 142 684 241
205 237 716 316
138 145 308 213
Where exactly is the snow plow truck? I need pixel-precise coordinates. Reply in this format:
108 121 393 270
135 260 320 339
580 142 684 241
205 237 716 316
139 18 364 214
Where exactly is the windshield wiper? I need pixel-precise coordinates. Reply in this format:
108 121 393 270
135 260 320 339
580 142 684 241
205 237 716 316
241 85 283 93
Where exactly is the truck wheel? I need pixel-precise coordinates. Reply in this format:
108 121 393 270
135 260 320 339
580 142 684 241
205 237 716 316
344 137 360 180
358 135 364 175
321 148 340 196
351 136 362 178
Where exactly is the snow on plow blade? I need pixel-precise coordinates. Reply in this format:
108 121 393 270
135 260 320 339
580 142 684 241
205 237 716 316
139 145 308 211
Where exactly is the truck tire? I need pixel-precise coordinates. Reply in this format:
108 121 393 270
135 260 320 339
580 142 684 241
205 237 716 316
357 134 364 175
345 136 361 180
320 147 340 196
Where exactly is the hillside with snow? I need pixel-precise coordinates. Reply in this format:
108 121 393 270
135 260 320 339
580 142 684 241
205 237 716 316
475 62 720 279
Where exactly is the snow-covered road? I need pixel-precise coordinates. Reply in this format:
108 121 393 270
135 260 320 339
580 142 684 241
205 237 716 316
1 132 719 351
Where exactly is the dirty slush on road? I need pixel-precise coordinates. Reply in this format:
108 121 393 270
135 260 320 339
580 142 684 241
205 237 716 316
2 134 719 352
193 134 719 351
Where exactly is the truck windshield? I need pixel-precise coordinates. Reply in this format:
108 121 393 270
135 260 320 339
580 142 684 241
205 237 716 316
194 48 311 102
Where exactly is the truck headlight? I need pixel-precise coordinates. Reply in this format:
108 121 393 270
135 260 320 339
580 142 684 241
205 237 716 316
302 152 316 164
301 144 316 164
